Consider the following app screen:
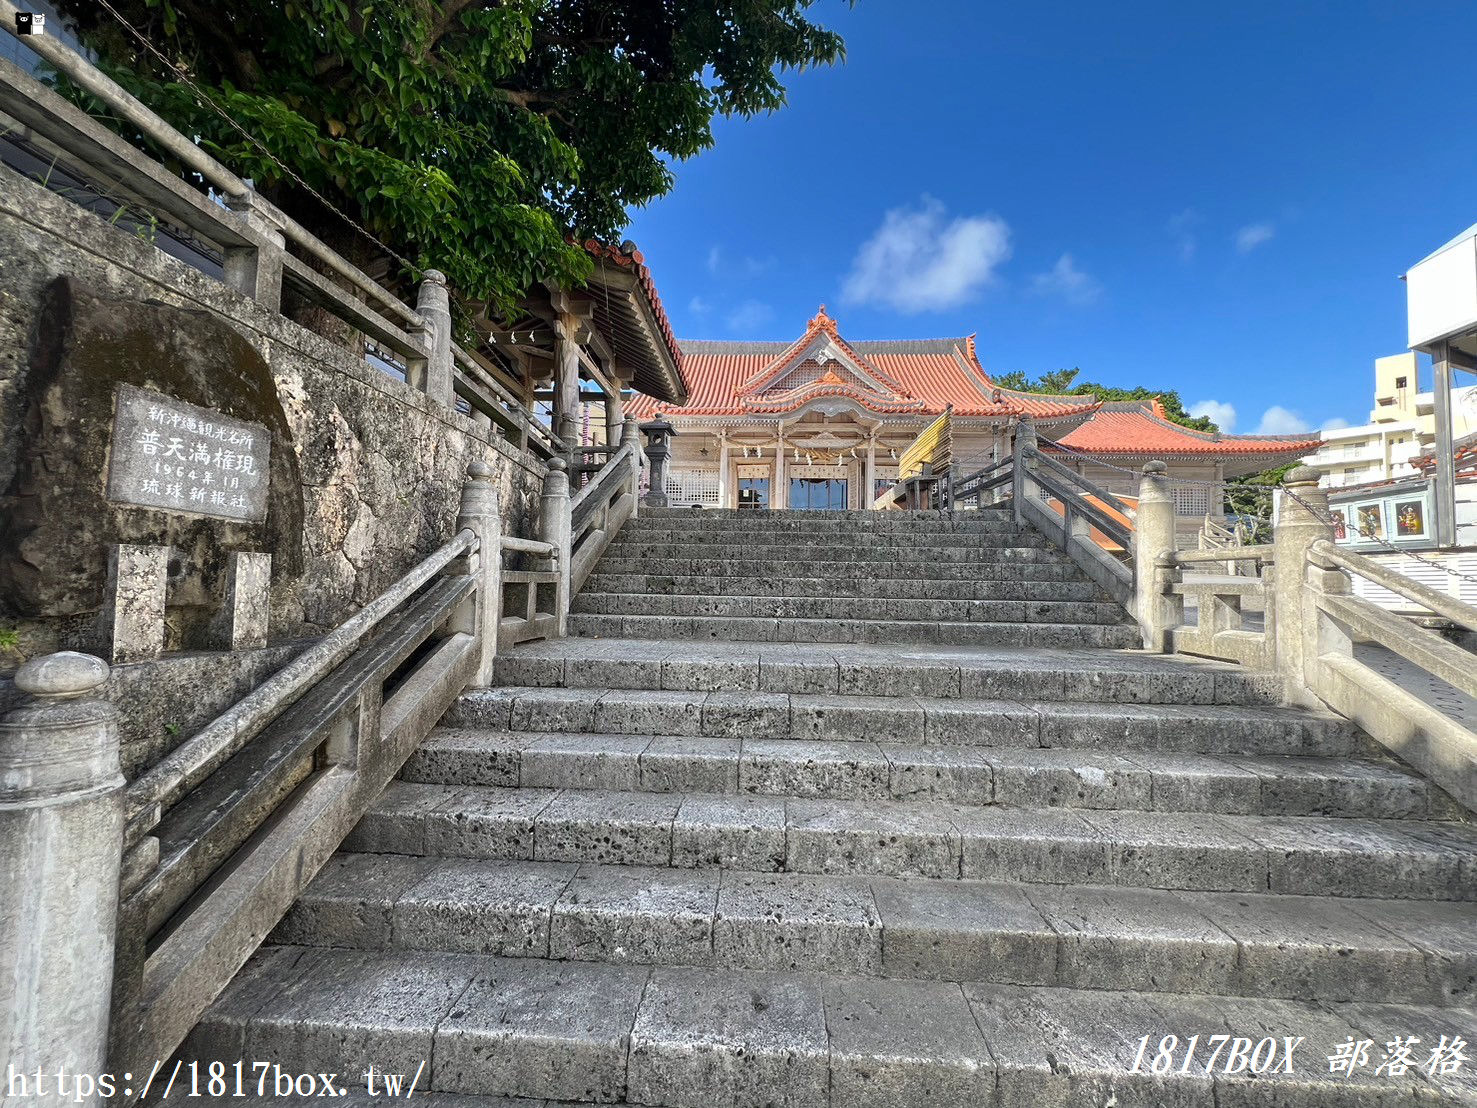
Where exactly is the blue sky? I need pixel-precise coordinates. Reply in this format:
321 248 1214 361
626 0 1477 434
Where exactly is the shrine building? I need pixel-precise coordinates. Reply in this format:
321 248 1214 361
622 306 1318 532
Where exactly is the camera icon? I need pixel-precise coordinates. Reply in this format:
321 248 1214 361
15 11 46 35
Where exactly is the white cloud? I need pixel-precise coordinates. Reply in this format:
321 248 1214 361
1189 399 1237 432
688 296 711 315
1320 417 1352 432
706 245 772 278
726 299 773 333
841 196 1011 314
1254 405 1310 434
1168 209 1200 261
1030 253 1102 305
1235 222 1276 254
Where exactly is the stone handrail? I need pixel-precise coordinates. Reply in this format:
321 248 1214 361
569 424 643 591
1027 444 1138 525
1170 544 1274 566
1133 463 1476 812
1005 423 1135 606
1 452 613 1092
0 21 554 457
502 535 561 559
571 440 637 521
1310 539 1477 631
122 526 477 847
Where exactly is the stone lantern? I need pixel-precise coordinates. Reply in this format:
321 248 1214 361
639 418 676 507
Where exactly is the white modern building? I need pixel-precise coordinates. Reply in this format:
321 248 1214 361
1307 352 1477 490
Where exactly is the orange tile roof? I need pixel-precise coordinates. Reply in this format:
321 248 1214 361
627 307 1097 423
1047 401 1320 457
581 238 683 381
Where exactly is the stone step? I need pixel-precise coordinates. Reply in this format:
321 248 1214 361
613 524 1032 543
593 556 1089 581
584 572 1109 602
343 782 1477 899
604 541 1059 562
190 945 1475 1106
401 730 1450 820
276 854 1475 1006
569 613 1143 648
570 592 1129 626
447 686 1365 756
491 639 1285 706
638 506 1008 524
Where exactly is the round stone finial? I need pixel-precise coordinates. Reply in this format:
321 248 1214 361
1283 464 1320 486
548 457 567 472
466 460 494 479
1142 460 1168 475
421 269 447 285
14 652 109 698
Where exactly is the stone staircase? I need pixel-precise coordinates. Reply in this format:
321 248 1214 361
569 508 1140 647
184 509 1476 1107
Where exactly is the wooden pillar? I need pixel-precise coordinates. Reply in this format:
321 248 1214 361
717 432 730 509
605 385 624 447
864 433 876 510
775 423 787 510
552 313 581 450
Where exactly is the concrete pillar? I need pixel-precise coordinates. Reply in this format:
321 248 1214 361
223 192 285 311
540 458 572 635
1135 461 1179 651
1273 465 1336 698
621 417 643 519
1 652 124 1106
1432 351 1457 547
413 270 455 408
101 543 168 664
864 435 876 510
213 551 271 650
456 460 503 686
639 420 675 508
716 433 730 509
1012 418 1037 526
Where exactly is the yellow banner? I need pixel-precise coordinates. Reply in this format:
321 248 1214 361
898 409 952 480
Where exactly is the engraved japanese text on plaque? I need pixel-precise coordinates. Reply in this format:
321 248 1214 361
106 384 271 522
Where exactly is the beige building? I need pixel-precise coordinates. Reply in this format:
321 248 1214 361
617 307 1318 528
1307 353 1477 490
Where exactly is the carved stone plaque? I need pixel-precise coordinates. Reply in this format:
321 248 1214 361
106 384 271 522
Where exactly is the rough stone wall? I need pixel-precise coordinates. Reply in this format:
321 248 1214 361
0 161 546 767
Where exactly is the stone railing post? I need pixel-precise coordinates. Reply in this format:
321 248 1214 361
540 458 572 635
1 652 124 1103
1272 465 1337 700
456 460 503 687
413 270 455 408
640 419 675 508
1011 417 1037 526
1135 460 1179 650
223 192 286 311
622 417 644 520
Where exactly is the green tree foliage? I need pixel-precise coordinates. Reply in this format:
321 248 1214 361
57 1 846 314
994 367 1219 433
